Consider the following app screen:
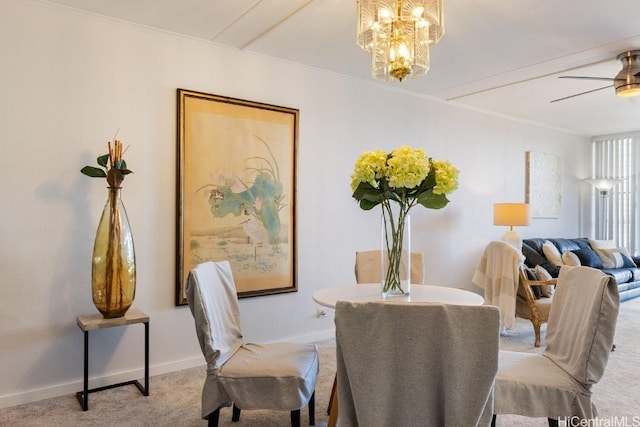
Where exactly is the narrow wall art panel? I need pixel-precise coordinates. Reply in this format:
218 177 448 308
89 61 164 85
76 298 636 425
525 151 561 218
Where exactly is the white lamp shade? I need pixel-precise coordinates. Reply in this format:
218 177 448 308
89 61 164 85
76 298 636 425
493 203 530 227
584 178 622 192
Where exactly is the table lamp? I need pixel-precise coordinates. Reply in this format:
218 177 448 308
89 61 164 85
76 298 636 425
493 203 530 249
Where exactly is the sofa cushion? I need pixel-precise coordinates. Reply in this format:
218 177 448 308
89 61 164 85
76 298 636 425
522 240 560 278
595 247 634 268
589 239 617 250
596 248 624 268
561 251 581 266
621 253 636 268
549 237 590 253
522 242 547 267
524 266 537 281
617 275 640 292
572 247 604 269
523 267 543 299
543 241 564 266
602 268 633 284
523 238 546 253
534 265 554 297
522 239 560 277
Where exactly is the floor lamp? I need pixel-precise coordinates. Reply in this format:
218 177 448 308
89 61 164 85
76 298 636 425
585 179 622 240
493 203 530 249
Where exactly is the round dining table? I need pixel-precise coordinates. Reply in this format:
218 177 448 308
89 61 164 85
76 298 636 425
313 283 484 309
313 283 484 427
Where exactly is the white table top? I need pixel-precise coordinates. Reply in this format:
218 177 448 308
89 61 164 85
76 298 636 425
313 283 484 309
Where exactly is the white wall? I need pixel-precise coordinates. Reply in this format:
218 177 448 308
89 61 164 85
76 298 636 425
0 0 591 407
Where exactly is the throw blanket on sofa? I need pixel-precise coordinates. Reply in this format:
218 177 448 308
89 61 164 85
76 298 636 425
472 241 524 329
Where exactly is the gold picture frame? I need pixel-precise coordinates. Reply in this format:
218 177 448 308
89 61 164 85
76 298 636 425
176 89 298 305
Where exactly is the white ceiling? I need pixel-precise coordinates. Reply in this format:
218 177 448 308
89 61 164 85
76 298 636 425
46 0 640 137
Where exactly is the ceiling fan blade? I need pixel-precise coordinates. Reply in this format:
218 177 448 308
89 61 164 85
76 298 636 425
550 85 613 103
559 76 618 81
447 57 616 101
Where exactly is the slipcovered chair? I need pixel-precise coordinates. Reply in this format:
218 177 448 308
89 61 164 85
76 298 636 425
335 301 500 427
186 261 319 427
354 250 425 285
492 266 620 426
472 241 524 330
516 265 556 347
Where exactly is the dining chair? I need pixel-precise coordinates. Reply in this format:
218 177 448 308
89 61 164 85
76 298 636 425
335 300 500 427
354 250 425 284
472 240 524 330
492 266 620 426
186 260 319 427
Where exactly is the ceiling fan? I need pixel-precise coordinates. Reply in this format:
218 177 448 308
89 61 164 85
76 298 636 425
551 50 640 103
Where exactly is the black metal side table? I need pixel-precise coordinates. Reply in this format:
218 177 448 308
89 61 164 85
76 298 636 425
75 308 149 410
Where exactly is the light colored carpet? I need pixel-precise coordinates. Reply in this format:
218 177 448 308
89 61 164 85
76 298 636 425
2 297 639 427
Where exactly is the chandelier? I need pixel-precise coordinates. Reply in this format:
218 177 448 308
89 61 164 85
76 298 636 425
356 0 444 82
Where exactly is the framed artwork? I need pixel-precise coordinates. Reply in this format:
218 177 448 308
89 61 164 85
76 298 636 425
176 89 298 305
525 151 561 218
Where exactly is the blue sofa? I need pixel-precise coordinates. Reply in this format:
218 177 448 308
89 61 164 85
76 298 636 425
522 237 640 302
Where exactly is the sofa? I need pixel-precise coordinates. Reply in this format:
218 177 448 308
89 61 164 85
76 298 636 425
522 237 640 302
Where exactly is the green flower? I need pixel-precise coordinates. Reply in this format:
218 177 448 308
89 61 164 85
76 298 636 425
350 149 388 191
386 145 430 189
351 145 458 212
432 160 459 195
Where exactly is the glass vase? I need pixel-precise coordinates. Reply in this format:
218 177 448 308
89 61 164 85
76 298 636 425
92 187 136 318
381 212 410 297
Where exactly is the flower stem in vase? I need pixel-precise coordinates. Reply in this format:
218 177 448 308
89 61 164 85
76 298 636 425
381 201 410 296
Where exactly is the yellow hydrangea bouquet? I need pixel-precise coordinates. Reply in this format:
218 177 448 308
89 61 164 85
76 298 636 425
351 145 459 294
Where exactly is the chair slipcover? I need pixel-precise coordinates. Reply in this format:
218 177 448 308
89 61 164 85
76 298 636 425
354 250 425 285
472 240 525 329
335 301 500 427
494 266 620 419
186 261 319 420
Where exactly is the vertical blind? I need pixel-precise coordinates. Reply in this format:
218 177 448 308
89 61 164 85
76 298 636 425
591 134 640 255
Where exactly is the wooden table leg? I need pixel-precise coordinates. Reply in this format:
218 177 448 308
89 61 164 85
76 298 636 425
327 374 336 415
327 374 338 427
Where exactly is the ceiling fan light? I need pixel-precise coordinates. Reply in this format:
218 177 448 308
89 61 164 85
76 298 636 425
356 0 443 82
616 86 640 98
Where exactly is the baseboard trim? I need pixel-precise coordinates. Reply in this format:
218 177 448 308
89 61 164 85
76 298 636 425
0 356 205 410
0 332 335 409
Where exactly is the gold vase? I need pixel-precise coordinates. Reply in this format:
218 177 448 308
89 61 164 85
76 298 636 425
91 187 136 318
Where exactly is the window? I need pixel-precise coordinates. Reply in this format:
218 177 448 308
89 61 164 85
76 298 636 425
591 134 640 255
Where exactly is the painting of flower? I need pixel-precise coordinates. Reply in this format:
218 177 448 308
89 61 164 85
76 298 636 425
199 136 286 248
176 89 298 304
